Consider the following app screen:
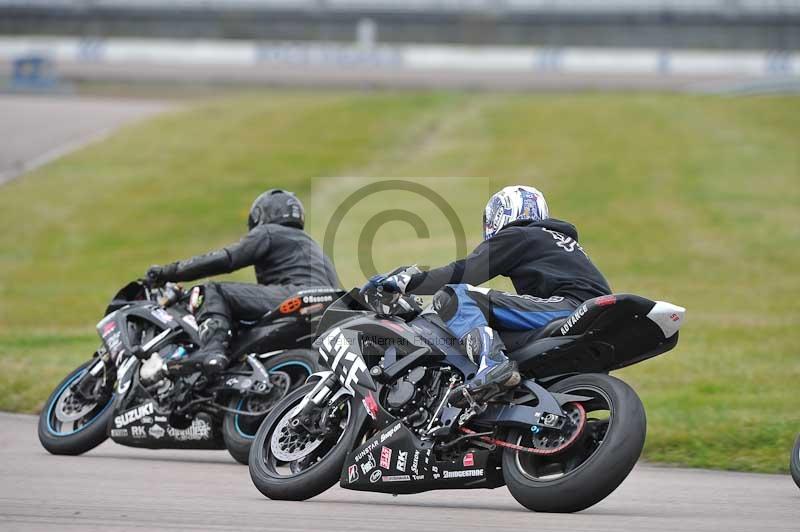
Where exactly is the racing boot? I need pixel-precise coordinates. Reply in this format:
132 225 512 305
450 356 520 408
166 316 231 377
450 327 520 408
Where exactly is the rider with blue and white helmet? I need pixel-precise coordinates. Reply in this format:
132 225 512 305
366 185 611 407
483 185 550 240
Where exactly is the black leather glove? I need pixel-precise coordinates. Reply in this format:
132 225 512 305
146 264 176 284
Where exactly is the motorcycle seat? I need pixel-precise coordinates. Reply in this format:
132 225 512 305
499 318 567 352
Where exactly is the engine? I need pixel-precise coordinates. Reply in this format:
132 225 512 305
381 366 454 433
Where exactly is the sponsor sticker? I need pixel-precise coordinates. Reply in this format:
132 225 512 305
379 423 401 443
302 294 333 304
560 304 588 336
167 418 211 441
411 451 420 475
362 393 379 421
110 428 128 438
370 470 382 483
396 450 408 472
443 469 484 479
382 475 411 483
463 453 474 467
114 402 154 428
131 426 146 438
360 453 377 474
148 424 165 439
380 446 392 469
348 464 359 483
355 440 379 461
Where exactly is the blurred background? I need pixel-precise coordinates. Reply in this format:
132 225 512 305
0 0 798 475
1 0 799 90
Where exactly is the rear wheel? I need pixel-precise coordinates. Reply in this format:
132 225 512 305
222 349 320 465
38 358 115 455
502 373 646 513
249 383 361 500
791 434 800 490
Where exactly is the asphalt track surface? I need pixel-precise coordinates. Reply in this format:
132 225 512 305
0 94 171 184
1 413 797 532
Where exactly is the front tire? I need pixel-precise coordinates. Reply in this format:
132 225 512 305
791 434 800 490
502 373 646 513
249 383 362 501
38 359 115 456
222 349 320 465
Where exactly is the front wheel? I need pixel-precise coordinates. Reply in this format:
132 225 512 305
222 349 321 465
249 383 362 500
38 358 115 455
502 373 646 513
791 434 800 490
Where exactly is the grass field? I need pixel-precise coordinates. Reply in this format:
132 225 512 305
1 90 798 473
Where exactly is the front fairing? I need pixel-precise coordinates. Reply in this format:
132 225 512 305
96 302 199 364
104 281 148 316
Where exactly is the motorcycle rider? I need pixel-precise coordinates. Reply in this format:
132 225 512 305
143 189 340 380
364 185 611 407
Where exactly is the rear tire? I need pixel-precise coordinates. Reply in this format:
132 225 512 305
249 383 362 500
503 373 645 513
38 360 115 456
222 349 320 465
791 434 800 490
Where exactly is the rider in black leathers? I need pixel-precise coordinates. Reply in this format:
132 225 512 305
146 189 340 378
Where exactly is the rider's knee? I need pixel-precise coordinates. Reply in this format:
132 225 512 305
432 286 459 321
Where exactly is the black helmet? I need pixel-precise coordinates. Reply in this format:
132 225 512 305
247 189 305 230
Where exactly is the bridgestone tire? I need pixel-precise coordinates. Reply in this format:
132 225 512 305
790 434 800 490
503 373 646 513
38 360 114 456
249 383 362 501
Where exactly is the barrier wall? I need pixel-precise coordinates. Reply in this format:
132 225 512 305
0 37 797 77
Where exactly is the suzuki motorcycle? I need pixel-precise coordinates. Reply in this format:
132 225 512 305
792 434 800 489
249 282 686 512
38 279 343 464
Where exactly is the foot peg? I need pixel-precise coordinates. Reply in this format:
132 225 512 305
457 389 487 425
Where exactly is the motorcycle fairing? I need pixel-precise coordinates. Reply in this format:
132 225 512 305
505 293 684 378
230 317 313 358
341 421 503 494
108 358 224 450
96 302 199 364
314 310 572 431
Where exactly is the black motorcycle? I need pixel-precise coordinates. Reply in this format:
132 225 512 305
249 280 686 512
791 434 800 489
38 279 343 464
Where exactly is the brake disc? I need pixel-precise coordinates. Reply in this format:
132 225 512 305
54 386 96 422
269 410 325 462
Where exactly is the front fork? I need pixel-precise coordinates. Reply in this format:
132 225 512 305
74 352 114 401
289 371 350 436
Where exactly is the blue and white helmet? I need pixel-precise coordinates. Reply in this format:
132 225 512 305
483 185 549 240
